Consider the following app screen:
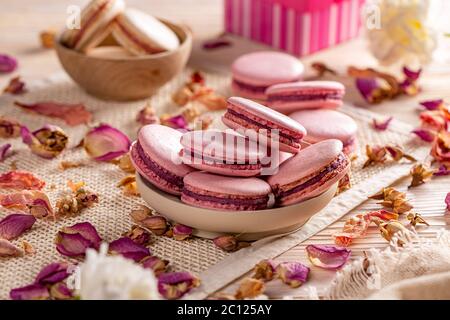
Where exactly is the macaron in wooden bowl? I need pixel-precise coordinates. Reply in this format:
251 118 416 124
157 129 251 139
55 18 192 101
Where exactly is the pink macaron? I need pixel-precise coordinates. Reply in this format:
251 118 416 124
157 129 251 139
182 171 271 211
180 130 264 177
61 0 125 52
290 109 358 156
130 124 196 195
231 51 304 101
266 81 345 113
222 97 307 154
268 139 350 206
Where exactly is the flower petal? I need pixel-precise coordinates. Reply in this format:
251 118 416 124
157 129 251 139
202 38 232 50
21 125 68 159
403 66 422 82
434 164 450 176
158 272 200 299
306 245 351 269
0 213 36 240
0 54 18 73
419 111 447 132
138 215 168 236
431 131 450 163
355 78 379 102
0 171 45 190
141 256 169 276
3 76 26 95
83 124 131 161
373 116 393 131
333 213 372 246
0 143 12 162
253 259 277 281
420 99 444 111
136 104 160 126
10 284 49 300
56 232 94 257
49 282 73 300
161 114 189 130
0 116 21 138
109 237 151 262
15 101 92 126
0 238 23 257
0 190 53 218
275 262 310 288
172 223 193 241
35 262 70 285
446 193 450 211
235 278 265 299
123 225 151 245
62 222 102 249
412 129 435 142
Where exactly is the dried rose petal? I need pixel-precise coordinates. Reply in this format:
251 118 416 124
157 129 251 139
22 240 34 254
190 71 205 85
40 30 56 49
0 171 45 190
306 245 351 269
56 222 101 257
116 153 135 173
420 99 444 111
55 182 98 217
139 215 168 236
161 114 189 130
123 225 151 245
403 66 422 82
235 278 265 299
172 224 193 241
130 205 153 222
117 175 139 196
0 190 53 218
275 262 310 288
0 53 18 73
375 220 411 246
213 235 250 252
311 62 337 76
420 111 447 132
333 213 372 246
194 114 214 130
49 282 73 300
409 163 434 188
431 131 450 164
202 38 232 50
0 143 12 162
21 125 68 159
253 259 277 281
0 213 36 240
363 145 387 168
136 104 160 126
3 76 26 95
446 193 450 211
59 160 86 170
0 238 24 257
385 145 416 162
35 262 70 285
400 67 422 96
109 237 151 262
0 116 21 138
15 101 92 126
412 129 435 142
141 256 169 275
158 272 200 299
10 284 49 300
355 78 381 103
373 117 393 131
368 209 399 221
434 164 450 176
406 212 429 227
83 124 131 161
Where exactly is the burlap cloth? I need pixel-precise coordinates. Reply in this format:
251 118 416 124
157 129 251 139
0 70 430 299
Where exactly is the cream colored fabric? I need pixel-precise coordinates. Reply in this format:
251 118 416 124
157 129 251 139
326 231 450 300
0 71 430 299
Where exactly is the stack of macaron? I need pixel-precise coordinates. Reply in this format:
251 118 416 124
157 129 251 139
61 0 179 55
231 51 358 157
131 96 350 212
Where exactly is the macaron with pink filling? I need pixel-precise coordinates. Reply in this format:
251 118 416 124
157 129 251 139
130 124 196 195
290 109 358 156
222 97 307 153
180 130 264 177
231 51 304 100
268 139 350 206
266 81 345 113
182 172 271 211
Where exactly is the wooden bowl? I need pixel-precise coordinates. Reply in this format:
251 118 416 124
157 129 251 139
55 19 192 101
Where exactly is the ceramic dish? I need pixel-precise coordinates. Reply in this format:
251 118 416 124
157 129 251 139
136 174 337 240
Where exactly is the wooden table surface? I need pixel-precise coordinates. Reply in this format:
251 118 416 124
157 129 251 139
1 0 449 299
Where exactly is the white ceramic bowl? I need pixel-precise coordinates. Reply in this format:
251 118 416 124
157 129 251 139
136 174 337 240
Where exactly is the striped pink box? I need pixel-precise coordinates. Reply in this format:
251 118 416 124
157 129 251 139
224 0 365 56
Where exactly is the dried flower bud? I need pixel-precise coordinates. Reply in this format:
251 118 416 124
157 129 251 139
3 76 26 95
117 175 139 196
235 278 265 299
213 235 250 252
406 212 429 227
123 225 151 245
275 262 310 288
116 153 135 173
172 223 193 241
141 215 169 236
158 272 200 300
409 163 433 188
21 125 68 159
385 145 417 162
136 104 160 126
141 256 169 276
0 116 21 138
252 259 276 281
363 145 387 168
376 220 411 246
130 205 153 222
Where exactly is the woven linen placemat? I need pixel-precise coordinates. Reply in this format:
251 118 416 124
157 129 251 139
0 70 429 299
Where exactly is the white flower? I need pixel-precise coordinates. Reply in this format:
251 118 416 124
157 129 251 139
71 243 160 300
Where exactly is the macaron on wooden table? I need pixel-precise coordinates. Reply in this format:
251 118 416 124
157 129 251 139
3 0 450 301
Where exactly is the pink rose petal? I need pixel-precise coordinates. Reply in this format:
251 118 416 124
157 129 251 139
0 171 45 190
434 165 450 176
35 262 71 285
10 284 49 300
403 66 422 81
202 38 232 50
0 190 54 219
166 115 189 130
0 54 18 73
172 223 193 241
0 143 12 162
158 271 200 299
3 76 26 95
412 129 435 143
420 99 444 111
56 222 102 257
306 245 351 270
15 101 92 126
0 238 23 257
63 222 102 249
50 282 73 300
83 124 131 161
275 262 310 288
109 237 151 262
355 78 379 102
0 213 36 240
373 116 393 131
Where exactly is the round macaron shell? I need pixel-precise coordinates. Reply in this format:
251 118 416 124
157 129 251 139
289 109 357 145
232 51 304 86
113 8 179 55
